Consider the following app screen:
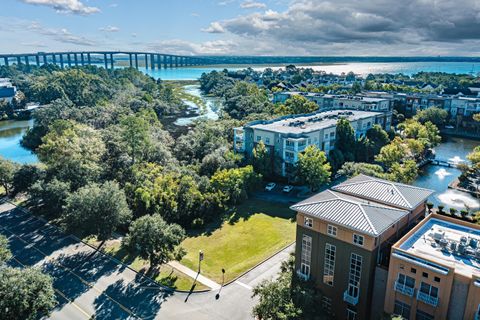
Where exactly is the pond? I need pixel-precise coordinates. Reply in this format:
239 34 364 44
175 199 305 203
0 119 38 164
412 137 479 210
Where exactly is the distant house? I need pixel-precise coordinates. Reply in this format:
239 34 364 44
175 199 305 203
0 78 16 104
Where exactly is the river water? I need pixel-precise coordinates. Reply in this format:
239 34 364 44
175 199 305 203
0 119 38 164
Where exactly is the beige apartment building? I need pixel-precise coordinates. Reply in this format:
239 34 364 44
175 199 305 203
291 174 434 320
384 213 480 320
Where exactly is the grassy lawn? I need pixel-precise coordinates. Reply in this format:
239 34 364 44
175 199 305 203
180 198 296 284
86 238 209 291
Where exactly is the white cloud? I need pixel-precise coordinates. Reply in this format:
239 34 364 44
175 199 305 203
28 21 97 46
201 22 225 33
240 1 266 9
99 25 120 32
19 0 100 15
146 39 237 55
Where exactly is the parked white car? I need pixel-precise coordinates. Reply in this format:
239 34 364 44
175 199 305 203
265 182 276 191
283 185 294 193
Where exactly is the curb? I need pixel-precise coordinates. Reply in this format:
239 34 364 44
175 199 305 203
223 241 296 287
3 199 210 294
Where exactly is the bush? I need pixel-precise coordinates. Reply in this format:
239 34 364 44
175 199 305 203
437 205 445 213
449 208 458 216
427 202 434 212
460 210 469 218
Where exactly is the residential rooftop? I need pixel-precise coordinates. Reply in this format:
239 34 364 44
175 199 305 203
331 174 434 210
397 216 480 278
247 110 381 135
291 189 409 236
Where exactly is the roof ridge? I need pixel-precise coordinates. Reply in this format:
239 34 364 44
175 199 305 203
290 196 340 209
392 184 412 208
332 193 377 234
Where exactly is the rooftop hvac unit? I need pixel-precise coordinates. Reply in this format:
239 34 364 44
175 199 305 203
433 232 445 241
439 238 448 248
450 241 457 251
470 238 478 249
461 236 468 244
458 243 466 255
475 249 480 259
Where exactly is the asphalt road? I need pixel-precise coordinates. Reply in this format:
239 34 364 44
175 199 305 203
0 202 293 320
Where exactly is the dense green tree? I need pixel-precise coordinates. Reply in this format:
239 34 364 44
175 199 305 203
280 95 318 115
38 120 106 189
29 178 71 217
375 137 408 168
0 235 12 264
222 81 272 119
63 181 132 246
415 107 448 126
297 145 331 191
388 160 418 184
366 125 390 156
119 111 155 164
123 214 185 269
0 157 18 195
12 164 45 195
0 267 56 320
338 162 386 179
253 141 272 177
210 165 262 204
335 118 356 162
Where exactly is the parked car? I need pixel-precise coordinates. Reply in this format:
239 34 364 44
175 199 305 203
283 185 294 193
265 182 276 191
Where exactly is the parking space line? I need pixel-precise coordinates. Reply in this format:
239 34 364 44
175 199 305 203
11 256 91 319
3 222 142 319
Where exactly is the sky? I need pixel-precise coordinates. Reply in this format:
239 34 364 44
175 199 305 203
1 0 480 56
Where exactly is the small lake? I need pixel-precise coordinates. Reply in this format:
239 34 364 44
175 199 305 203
0 119 38 164
412 137 479 210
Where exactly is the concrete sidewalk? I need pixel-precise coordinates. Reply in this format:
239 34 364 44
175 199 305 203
168 260 221 290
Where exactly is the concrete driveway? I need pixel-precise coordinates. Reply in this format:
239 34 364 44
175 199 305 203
0 202 293 320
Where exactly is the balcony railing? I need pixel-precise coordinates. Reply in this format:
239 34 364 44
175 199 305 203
394 281 415 297
285 145 295 151
296 270 310 281
417 291 439 307
343 290 359 306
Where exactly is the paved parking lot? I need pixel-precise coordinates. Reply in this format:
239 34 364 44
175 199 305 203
0 201 291 320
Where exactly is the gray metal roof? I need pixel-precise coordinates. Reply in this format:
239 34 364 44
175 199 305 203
291 190 409 236
331 174 434 210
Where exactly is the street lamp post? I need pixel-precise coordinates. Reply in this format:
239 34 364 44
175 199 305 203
198 250 204 273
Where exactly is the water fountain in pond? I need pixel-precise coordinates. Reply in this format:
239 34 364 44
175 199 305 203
434 168 452 179
437 189 480 210
448 156 465 165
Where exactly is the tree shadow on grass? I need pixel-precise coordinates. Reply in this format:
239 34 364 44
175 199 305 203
93 277 172 320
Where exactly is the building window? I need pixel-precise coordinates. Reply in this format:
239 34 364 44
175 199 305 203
256 136 261 142
419 282 438 299
304 217 313 228
353 234 364 246
434 276 440 283
422 272 428 278
327 225 337 237
397 273 415 288
323 243 336 286
346 307 357 320
265 137 270 144
300 235 312 278
347 253 363 299
394 300 411 320
321 296 332 314
416 310 434 320
411 268 416 274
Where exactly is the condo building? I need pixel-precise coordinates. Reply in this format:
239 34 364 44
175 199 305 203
384 213 480 320
290 174 434 320
0 78 16 104
233 110 388 177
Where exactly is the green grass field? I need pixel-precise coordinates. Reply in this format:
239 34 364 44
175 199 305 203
180 199 296 283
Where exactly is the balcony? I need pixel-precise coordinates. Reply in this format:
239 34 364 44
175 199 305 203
394 281 415 297
417 291 439 307
296 270 310 281
285 144 295 151
343 290 359 306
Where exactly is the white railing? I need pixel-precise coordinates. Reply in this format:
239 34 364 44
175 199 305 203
343 290 359 306
394 281 415 297
417 291 439 307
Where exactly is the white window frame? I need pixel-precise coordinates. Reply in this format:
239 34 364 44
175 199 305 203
327 225 337 237
347 253 363 299
353 234 364 246
323 243 336 286
265 137 270 144
300 235 312 277
419 282 439 298
304 217 313 228
256 135 261 142
346 307 357 320
321 296 332 314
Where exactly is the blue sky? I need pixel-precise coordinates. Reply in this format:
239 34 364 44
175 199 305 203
2 0 480 56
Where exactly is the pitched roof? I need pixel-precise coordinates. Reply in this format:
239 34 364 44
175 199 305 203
291 190 409 236
331 174 434 210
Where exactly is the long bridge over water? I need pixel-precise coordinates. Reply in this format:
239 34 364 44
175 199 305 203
0 51 220 69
